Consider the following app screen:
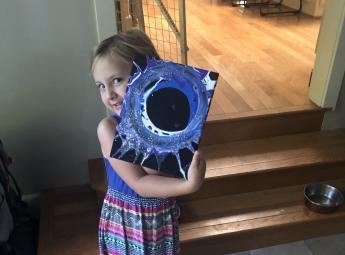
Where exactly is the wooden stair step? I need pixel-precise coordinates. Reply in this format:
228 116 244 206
179 178 345 255
182 128 345 201
204 128 345 179
88 129 345 199
202 105 327 144
38 185 100 255
179 178 345 223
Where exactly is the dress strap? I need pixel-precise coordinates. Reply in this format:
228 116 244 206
112 114 121 123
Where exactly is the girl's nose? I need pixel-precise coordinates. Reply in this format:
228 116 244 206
106 88 118 100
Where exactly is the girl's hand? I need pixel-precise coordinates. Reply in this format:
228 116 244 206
186 150 206 193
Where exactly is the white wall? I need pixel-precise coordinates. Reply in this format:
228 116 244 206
0 0 106 194
93 0 118 42
322 75 345 129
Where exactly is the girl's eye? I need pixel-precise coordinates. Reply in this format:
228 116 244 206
96 83 105 90
112 77 123 86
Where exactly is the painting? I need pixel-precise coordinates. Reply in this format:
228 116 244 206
110 55 219 178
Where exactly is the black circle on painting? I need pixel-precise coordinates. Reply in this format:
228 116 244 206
146 87 190 132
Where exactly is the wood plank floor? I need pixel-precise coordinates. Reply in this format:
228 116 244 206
141 0 322 117
186 0 322 117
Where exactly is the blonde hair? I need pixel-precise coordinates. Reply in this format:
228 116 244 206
91 29 160 71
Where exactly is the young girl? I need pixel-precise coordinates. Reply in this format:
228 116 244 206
91 29 206 255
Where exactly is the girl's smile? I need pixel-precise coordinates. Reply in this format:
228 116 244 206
112 101 123 112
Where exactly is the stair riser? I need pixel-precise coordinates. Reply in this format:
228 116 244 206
201 110 325 145
179 161 345 202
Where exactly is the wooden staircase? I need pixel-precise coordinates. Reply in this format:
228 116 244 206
176 105 345 254
179 130 345 254
38 105 345 255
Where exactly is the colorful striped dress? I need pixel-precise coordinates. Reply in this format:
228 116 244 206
99 118 180 255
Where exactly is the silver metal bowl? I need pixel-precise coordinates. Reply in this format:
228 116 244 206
304 183 344 213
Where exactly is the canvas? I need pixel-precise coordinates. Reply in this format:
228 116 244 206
110 56 219 179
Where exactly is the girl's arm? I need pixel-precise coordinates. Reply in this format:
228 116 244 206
97 117 206 198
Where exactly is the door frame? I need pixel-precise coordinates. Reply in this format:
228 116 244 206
309 0 345 109
92 0 117 42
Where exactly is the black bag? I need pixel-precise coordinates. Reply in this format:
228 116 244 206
0 140 38 255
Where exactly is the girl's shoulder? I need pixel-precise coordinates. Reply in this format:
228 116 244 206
97 116 119 158
97 116 118 139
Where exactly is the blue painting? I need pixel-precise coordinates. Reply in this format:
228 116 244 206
110 56 219 178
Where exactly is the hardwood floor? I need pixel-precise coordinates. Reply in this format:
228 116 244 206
186 0 321 117
141 0 321 117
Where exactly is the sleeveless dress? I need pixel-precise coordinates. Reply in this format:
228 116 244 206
98 116 180 255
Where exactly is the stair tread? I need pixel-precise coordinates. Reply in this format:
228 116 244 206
202 129 345 180
179 178 345 243
180 204 345 242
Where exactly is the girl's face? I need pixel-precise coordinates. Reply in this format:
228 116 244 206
93 55 131 115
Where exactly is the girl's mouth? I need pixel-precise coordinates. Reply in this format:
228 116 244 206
113 101 123 110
